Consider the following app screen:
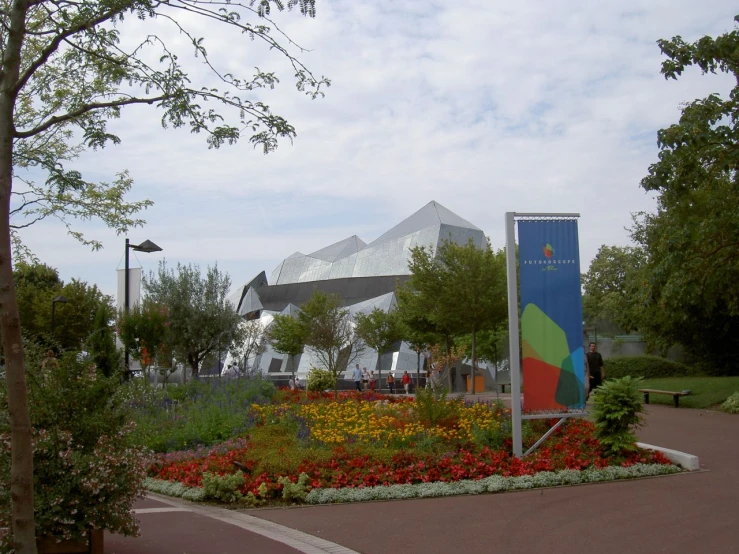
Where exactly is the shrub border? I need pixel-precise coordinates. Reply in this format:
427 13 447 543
145 463 680 505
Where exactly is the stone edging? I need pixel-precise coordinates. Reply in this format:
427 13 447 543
636 442 700 471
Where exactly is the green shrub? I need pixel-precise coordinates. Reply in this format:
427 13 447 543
278 473 311 502
414 387 461 427
306 367 336 391
1 353 147 549
202 471 245 503
605 356 697 380
721 392 739 414
592 376 645 457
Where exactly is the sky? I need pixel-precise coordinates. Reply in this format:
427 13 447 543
16 1 738 300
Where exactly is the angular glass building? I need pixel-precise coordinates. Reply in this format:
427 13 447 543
229 201 485 380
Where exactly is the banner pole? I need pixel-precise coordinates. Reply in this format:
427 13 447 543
505 212 523 458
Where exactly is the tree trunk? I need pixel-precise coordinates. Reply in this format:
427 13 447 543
0 0 39 549
375 350 382 394
471 327 477 394
416 350 421 390
188 354 199 380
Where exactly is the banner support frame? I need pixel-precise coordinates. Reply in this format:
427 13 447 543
505 211 582 459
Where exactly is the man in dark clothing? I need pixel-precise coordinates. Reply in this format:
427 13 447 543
586 342 604 393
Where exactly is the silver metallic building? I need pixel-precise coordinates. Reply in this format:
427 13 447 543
230 201 485 379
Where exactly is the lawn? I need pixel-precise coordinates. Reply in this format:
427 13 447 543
139 381 676 506
637 376 739 409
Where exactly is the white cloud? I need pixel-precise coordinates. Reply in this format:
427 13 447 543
16 0 738 299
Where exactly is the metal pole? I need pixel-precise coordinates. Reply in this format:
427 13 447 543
124 238 130 378
505 212 523 458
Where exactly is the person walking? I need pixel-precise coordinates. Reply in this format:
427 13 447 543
352 364 363 392
387 373 395 394
402 370 411 395
369 370 376 391
586 342 604 395
362 367 370 391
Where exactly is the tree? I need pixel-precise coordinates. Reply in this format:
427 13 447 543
354 308 403 389
298 290 364 398
581 245 645 333
117 300 170 381
267 313 307 380
398 239 508 393
13 262 113 351
86 304 121 378
631 16 739 372
143 261 241 380
228 319 268 376
1 1 328 549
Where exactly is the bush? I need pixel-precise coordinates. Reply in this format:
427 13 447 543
202 471 245 503
306 367 336 391
592 376 645 457
605 356 697 380
0 353 147 549
721 392 739 414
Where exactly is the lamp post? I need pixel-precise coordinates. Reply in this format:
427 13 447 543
51 294 68 336
124 238 163 377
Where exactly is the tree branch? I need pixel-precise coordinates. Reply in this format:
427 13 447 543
15 95 167 138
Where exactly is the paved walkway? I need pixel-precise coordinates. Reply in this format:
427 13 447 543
107 404 739 554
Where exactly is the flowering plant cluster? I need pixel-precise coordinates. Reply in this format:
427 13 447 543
146 394 673 505
0 354 149 549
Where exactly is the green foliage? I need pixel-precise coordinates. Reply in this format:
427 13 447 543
592 377 645 457
605 356 697 380
144 261 241 378
118 299 171 377
630 16 739 374
470 422 506 450
278 473 311 502
306 367 336 391
581 245 646 332
87 303 121 378
414 387 459 427
202 471 245 503
127 376 275 452
722 392 739 414
355 308 403 379
0 354 147 543
397 238 507 392
13 261 113 351
298 291 364 391
637 377 739 409
268 313 307 376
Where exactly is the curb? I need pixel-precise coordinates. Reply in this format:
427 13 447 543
146 492 360 554
637 442 700 471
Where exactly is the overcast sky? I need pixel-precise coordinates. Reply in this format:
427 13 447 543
17 1 737 300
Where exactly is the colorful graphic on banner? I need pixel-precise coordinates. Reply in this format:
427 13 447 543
518 219 585 411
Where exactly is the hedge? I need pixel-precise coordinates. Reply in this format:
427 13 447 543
605 355 699 380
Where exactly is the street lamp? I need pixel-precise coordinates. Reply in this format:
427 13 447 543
124 238 163 377
51 294 68 336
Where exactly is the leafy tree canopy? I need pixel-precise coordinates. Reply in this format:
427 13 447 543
631 15 739 372
581 245 645 333
13 262 113 351
143 261 241 378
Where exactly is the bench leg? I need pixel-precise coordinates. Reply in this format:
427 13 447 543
643 392 650 404
674 395 679 408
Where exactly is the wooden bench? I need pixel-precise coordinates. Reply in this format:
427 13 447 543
639 388 691 408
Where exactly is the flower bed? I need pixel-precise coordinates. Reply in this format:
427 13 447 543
145 391 675 505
